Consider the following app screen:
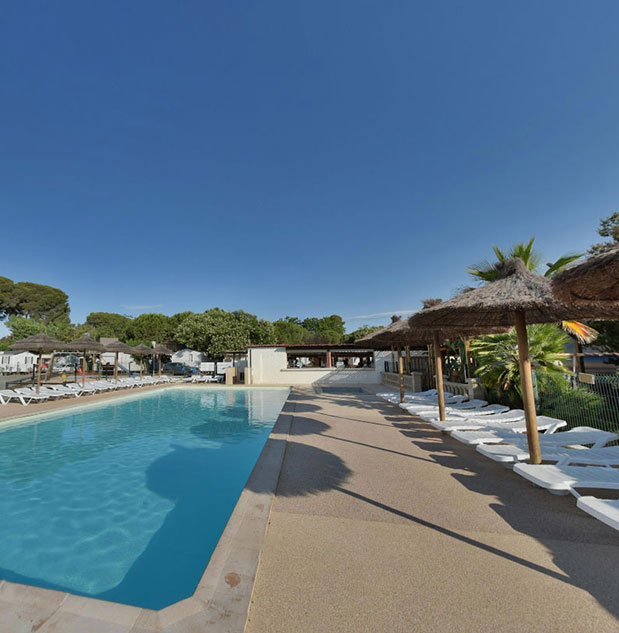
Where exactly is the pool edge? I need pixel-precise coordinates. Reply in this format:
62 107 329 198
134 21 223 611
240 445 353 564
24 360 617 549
0 387 296 632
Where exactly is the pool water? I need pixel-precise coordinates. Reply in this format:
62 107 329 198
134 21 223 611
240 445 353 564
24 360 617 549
0 387 288 609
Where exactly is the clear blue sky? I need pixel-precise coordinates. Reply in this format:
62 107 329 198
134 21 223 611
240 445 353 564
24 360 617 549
2 1 618 334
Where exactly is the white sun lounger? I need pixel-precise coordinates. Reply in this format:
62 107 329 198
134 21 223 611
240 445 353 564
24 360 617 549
399 395 468 410
13 388 51 403
403 398 488 414
427 410 526 432
15 387 63 401
46 385 83 398
380 390 451 403
514 447 619 494
476 427 618 463
449 416 567 445
378 389 437 399
420 404 514 424
0 390 30 406
576 497 619 532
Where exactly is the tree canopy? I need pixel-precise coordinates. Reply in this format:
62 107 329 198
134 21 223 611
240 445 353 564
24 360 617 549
301 315 346 343
590 212 619 254
346 325 383 342
0 277 69 323
175 309 251 357
85 312 132 340
127 313 176 345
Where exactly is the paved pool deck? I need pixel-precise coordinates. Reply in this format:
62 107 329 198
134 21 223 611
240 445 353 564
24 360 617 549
246 387 619 633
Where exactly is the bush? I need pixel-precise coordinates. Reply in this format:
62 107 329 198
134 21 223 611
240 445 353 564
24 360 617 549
538 376 606 428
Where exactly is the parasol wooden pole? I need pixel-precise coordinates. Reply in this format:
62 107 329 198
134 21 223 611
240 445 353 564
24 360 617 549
397 345 405 403
405 345 411 375
36 351 42 394
82 352 87 388
432 332 446 422
140 355 143 380
427 343 434 389
514 310 542 464
159 354 163 377
390 346 396 374
114 351 119 382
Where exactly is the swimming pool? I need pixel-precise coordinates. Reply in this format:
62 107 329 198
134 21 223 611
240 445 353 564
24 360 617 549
0 387 289 609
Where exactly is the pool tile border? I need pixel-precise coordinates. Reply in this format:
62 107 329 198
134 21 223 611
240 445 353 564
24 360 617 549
0 387 295 633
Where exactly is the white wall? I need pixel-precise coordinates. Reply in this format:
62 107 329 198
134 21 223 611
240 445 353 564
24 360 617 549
172 349 204 368
249 347 389 385
101 352 134 370
0 352 36 373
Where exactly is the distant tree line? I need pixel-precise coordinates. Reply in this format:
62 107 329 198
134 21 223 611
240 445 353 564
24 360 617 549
0 280 382 358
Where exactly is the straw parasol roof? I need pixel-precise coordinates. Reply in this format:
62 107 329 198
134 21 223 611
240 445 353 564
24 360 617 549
10 333 67 351
552 248 619 306
66 334 106 352
132 344 155 354
408 258 616 328
358 309 507 349
152 344 173 355
104 340 134 353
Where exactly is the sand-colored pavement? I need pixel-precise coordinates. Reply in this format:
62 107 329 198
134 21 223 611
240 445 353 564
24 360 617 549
245 388 619 633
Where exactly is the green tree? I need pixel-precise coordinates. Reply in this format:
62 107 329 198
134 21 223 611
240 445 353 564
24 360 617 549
128 313 175 344
273 318 312 344
1 280 70 323
0 276 17 318
175 309 251 357
5 315 45 340
470 324 570 405
346 325 383 342
590 212 619 254
171 311 195 326
232 310 276 345
302 315 346 343
85 312 132 339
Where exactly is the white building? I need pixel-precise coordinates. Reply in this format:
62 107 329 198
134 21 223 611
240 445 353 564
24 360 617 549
172 349 204 368
99 338 139 373
0 350 37 374
247 345 390 386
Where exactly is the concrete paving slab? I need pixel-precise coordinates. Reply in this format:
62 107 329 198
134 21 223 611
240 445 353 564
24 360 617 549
246 388 619 633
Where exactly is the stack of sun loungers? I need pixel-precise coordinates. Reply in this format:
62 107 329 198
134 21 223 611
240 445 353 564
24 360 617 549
378 389 619 533
0 374 185 407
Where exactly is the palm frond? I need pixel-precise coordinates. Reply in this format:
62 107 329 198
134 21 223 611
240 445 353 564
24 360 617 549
544 253 583 277
560 320 599 344
467 259 498 282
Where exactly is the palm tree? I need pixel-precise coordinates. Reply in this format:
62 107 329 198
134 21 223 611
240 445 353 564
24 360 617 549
468 237 598 345
470 324 570 405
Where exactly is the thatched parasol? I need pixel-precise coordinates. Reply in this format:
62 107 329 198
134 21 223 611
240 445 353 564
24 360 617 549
104 340 134 382
552 248 619 306
66 335 106 387
358 316 507 410
132 344 154 380
408 258 616 463
152 344 173 376
10 333 68 394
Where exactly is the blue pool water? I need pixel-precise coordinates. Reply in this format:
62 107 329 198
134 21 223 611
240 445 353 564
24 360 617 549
0 387 288 609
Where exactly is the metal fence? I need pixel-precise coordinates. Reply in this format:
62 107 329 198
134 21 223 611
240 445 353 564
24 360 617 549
536 372 619 433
